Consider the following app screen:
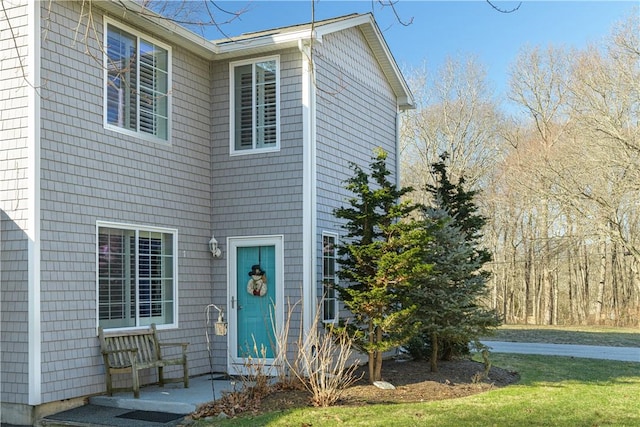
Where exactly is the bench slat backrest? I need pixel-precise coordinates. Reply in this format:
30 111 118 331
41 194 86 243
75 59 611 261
99 325 161 367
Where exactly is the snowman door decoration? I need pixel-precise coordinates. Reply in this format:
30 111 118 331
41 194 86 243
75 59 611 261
247 264 267 297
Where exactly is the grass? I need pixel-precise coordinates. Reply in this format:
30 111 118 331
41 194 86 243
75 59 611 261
195 327 640 426
195 353 640 427
483 324 640 347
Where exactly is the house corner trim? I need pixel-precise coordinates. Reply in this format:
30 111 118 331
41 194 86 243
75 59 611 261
299 40 317 337
27 0 42 406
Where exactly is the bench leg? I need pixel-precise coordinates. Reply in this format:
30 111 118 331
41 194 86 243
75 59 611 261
132 370 140 398
183 359 189 388
105 370 113 396
158 366 165 387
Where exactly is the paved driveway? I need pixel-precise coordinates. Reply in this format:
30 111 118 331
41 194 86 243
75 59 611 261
482 341 640 362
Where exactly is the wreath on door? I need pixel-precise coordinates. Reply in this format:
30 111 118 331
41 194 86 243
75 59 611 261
247 264 267 296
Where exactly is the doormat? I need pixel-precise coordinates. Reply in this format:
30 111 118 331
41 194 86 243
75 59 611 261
116 410 184 423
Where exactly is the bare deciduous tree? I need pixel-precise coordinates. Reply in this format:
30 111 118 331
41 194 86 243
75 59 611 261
400 56 504 205
485 11 640 326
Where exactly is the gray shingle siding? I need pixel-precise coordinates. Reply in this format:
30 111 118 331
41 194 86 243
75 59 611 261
1 2 404 416
315 27 398 212
0 0 31 406
314 27 399 312
210 48 305 361
34 1 214 402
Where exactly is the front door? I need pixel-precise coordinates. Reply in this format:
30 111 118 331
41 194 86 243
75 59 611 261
228 236 283 375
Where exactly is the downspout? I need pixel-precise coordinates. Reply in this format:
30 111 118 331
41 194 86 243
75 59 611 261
299 38 317 337
27 0 42 406
395 108 401 190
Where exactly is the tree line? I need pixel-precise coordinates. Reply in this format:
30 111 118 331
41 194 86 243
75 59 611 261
400 12 639 327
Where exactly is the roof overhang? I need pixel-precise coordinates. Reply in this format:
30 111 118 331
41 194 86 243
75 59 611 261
346 15 415 110
93 2 414 109
213 13 414 110
93 0 220 60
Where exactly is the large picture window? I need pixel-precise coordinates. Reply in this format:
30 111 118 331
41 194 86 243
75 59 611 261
230 57 279 154
97 223 177 329
104 19 170 141
322 233 339 323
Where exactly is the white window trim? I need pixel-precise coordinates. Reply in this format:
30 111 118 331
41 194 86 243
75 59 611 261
229 55 281 156
103 17 172 144
321 231 339 324
96 221 179 331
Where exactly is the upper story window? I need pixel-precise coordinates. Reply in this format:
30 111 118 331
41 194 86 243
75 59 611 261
104 19 171 142
230 56 280 155
97 222 177 330
322 233 339 323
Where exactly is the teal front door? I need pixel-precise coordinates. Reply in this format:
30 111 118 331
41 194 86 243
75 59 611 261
228 236 283 374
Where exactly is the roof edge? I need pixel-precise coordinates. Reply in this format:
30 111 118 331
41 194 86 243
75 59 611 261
214 13 414 109
92 3 413 108
93 0 220 59
356 14 415 109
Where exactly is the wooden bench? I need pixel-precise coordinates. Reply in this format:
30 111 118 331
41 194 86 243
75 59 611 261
98 324 189 398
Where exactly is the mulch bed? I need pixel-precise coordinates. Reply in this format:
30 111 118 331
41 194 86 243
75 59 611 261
191 358 519 420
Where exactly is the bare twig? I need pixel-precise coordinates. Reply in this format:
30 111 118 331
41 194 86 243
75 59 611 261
486 1 522 14
1 0 41 93
377 0 413 27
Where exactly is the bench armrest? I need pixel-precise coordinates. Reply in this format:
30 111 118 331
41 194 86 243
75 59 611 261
101 347 139 355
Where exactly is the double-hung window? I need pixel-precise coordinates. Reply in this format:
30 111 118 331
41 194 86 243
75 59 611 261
97 223 177 329
104 19 171 141
322 233 339 323
230 56 279 154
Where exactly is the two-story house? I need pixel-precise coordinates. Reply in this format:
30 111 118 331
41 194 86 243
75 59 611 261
0 1 413 424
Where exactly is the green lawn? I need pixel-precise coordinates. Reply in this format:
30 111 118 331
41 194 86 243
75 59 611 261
195 353 640 427
195 327 639 426
483 324 640 347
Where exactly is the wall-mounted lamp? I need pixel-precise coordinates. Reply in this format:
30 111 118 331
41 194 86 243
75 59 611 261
209 234 222 258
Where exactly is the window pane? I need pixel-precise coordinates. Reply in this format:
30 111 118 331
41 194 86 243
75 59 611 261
106 26 137 132
234 64 253 150
233 59 278 152
98 228 136 328
255 60 277 148
256 60 276 83
162 301 174 324
98 226 174 329
106 26 169 140
323 293 335 322
139 40 169 139
322 235 338 322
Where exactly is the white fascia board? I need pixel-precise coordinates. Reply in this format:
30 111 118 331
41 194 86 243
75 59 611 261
94 0 220 59
355 16 415 110
215 14 369 57
215 29 315 60
313 13 372 39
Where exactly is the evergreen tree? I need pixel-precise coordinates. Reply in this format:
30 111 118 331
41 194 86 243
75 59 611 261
426 153 491 265
407 153 501 371
334 149 423 382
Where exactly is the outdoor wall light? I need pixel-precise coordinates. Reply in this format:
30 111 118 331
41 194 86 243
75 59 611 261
209 234 222 258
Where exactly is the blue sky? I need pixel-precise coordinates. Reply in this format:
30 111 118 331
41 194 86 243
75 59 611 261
208 1 636 96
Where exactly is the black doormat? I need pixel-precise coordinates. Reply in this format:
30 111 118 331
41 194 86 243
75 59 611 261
116 410 184 423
